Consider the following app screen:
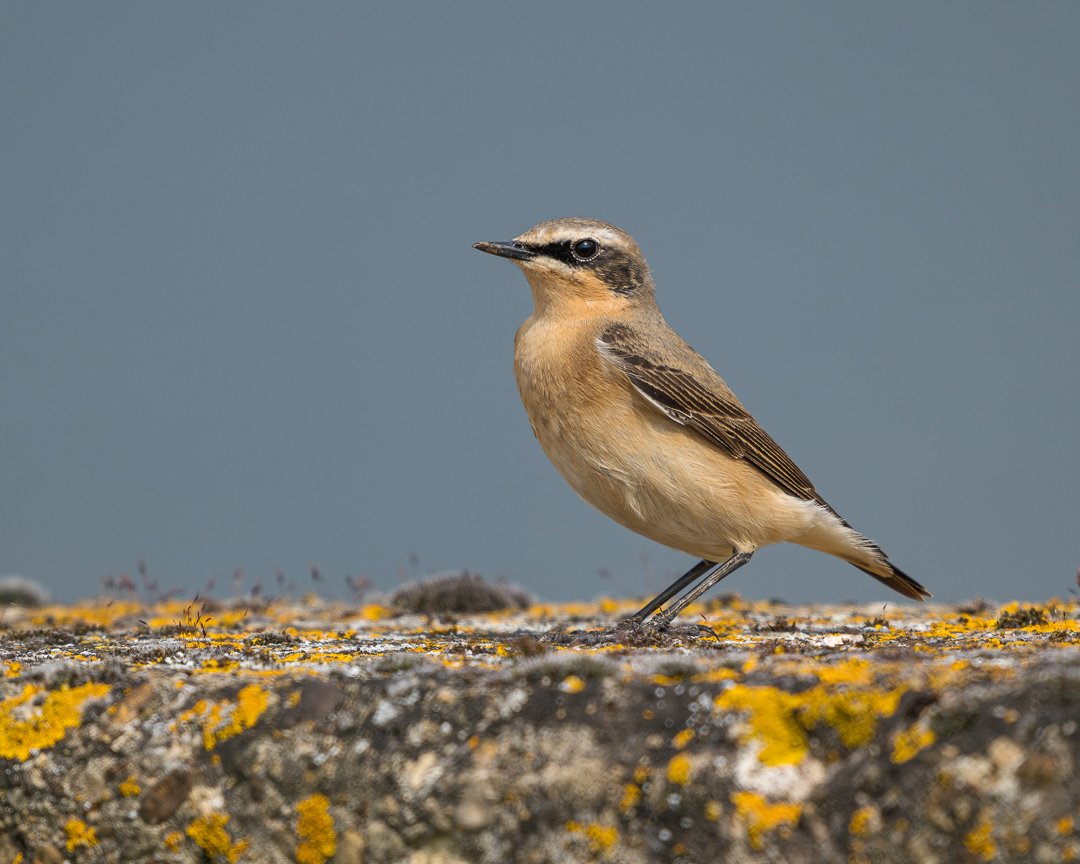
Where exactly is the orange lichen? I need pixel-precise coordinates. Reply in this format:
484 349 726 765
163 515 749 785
849 806 876 835
296 793 336 864
64 818 98 852
118 776 141 797
672 728 694 749
164 831 183 852
731 792 801 850
666 753 692 785
964 818 996 861
619 783 640 812
566 821 619 855
4 662 21 678
0 682 111 761
560 675 586 694
186 814 249 864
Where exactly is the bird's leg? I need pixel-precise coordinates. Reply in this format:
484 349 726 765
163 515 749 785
621 559 717 626
649 551 754 629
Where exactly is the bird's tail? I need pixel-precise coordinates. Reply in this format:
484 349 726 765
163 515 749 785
799 507 932 601
847 555 931 602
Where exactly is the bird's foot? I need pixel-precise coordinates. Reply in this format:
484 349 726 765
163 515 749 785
647 609 674 631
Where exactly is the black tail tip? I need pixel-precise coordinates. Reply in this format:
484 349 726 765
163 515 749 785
853 561 932 602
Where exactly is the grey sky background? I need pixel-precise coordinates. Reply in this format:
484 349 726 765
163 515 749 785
2 3 1078 605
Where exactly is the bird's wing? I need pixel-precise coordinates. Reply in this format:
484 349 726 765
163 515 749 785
597 322 825 506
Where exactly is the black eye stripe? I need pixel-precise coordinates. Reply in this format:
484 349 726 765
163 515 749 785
521 237 648 294
526 240 582 265
525 239 601 266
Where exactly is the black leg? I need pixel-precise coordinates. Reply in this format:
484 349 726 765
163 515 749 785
651 551 754 629
621 558 717 625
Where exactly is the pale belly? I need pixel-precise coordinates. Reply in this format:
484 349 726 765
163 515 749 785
520 363 817 560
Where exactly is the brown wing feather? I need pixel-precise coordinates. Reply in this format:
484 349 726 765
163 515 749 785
597 322 827 508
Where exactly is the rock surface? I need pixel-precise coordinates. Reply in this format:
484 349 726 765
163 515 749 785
1 594 1078 863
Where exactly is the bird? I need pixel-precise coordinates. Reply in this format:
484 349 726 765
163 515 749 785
473 218 930 627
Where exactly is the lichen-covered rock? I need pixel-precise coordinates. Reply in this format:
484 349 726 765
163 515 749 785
0 596 1077 862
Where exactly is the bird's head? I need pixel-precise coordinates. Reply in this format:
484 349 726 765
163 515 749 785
474 217 655 315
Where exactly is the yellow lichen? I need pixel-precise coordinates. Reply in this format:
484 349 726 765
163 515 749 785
1059 816 1074 835
619 783 640 812
690 667 740 683
814 658 874 687
164 831 183 852
29 601 142 629
186 814 249 864
731 791 801 850
714 685 807 765
4 662 21 678
672 728 694 749
799 668 904 749
715 664 906 766
359 604 390 621
891 722 936 763
118 775 141 797
181 684 270 750
849 805 876 835
64 818 98 852
561 675 586 694
666 753 692 785
964 818 996 861
199 658 240 674
704 800 722 821
566 821 619 855
650 673 686 687
296 793 336 864
0 682 111 761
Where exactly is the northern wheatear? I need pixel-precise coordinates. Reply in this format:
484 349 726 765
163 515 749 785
474 218 930 627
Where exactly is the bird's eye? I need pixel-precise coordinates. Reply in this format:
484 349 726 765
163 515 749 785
571 238 600 261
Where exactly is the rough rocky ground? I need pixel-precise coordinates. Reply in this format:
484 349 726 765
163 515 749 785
1 591 1078 864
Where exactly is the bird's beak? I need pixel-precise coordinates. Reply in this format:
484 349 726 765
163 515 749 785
472 240 537 261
